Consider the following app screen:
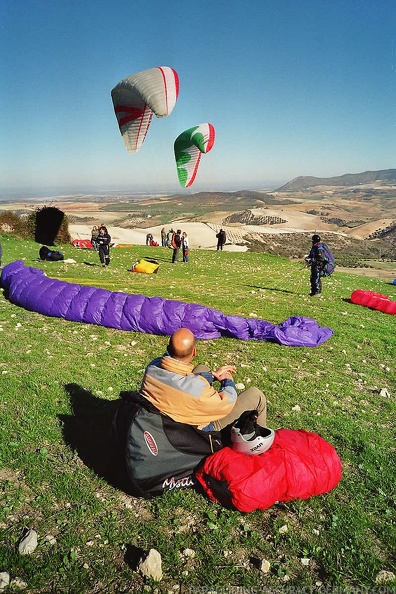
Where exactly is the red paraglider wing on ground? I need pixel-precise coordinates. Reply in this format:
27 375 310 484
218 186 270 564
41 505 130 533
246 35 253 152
72 239 93 249
351 289 396 315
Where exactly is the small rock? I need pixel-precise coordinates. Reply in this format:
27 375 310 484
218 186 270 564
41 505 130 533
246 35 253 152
291 404 301 412
10 577 27 590
260 559 271 573
182 548 195 558
0 572 10 590
300 557 310 566
45 535 57 546
138 548 163 581
278 524 288 534
18 529 38 555
379 388 390 398
375 570 395 584
235 383 245 390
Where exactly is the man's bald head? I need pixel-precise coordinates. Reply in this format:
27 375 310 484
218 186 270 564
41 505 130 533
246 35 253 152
167 328 196 361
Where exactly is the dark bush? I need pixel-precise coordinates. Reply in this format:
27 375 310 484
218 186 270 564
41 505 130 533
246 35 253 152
1 208 71 245
0 211 29 238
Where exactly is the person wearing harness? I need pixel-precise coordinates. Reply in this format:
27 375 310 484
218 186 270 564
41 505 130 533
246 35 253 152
97 226 111 267
139 328 267 432
171 229 182 263
305 234 325 296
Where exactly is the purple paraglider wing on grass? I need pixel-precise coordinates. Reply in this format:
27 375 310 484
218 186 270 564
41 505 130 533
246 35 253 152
1 261 333 347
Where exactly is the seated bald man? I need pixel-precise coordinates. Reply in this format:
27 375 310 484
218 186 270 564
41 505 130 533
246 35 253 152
139 328 267 432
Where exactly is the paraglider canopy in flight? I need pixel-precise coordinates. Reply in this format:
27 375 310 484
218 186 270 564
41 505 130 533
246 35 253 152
174 123 215 187
111 66 179 153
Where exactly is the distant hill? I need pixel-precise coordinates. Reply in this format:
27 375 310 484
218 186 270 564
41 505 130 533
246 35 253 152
276 169 396 192
167 190 294 205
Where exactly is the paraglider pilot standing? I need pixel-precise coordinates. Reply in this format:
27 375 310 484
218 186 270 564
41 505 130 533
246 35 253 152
171 230 182 263
97 226 111 267
216 229 226 251
305 234 325 296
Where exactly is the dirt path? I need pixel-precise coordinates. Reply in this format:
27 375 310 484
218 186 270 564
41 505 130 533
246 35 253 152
337 267 395 282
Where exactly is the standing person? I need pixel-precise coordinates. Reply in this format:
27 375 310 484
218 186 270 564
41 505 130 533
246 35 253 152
181 231 189 262
90 226 99 250
305 234 326 296
161 228 167 247
171 229 182 263
167 228 174 248
139 328 267 431
216 228 226 251
97 226 111 267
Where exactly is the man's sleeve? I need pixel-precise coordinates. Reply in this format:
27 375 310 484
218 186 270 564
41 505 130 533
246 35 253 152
218 378 238 405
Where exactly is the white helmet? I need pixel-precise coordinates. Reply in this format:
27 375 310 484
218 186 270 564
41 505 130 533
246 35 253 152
231 410 275 456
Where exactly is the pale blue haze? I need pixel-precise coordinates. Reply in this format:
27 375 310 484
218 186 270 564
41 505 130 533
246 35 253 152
0 0 395 194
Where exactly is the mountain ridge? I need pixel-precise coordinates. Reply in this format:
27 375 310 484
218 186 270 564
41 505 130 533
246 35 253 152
276 169 396 192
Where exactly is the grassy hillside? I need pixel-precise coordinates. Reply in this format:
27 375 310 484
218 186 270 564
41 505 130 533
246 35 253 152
0 233 395 593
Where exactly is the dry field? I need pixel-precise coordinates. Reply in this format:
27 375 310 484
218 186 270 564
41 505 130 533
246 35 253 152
2 185 395 280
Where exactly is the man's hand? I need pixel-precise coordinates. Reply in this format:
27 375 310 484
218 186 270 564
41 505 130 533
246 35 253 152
212 365 236 382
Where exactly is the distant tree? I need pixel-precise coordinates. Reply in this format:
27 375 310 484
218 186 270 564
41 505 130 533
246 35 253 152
0 211 29 238
57 213 72 244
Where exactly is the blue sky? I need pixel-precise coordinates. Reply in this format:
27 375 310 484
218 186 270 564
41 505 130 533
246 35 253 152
1 0 395 194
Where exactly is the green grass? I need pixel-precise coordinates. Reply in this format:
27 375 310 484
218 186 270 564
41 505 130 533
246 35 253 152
0 233 395 593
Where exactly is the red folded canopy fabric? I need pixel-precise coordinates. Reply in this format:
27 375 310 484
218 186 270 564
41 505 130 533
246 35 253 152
195 428 342 513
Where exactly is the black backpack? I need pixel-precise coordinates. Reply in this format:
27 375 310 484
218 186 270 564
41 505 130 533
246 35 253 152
111 391 223 497
39 246 64 261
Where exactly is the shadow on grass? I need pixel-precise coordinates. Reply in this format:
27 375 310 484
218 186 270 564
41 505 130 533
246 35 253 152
124 544 146 571
82 261 102 267
60 383 131 493
246 283 299 295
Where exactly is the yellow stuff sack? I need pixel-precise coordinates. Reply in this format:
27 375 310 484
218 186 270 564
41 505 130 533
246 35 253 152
131 259 160 274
